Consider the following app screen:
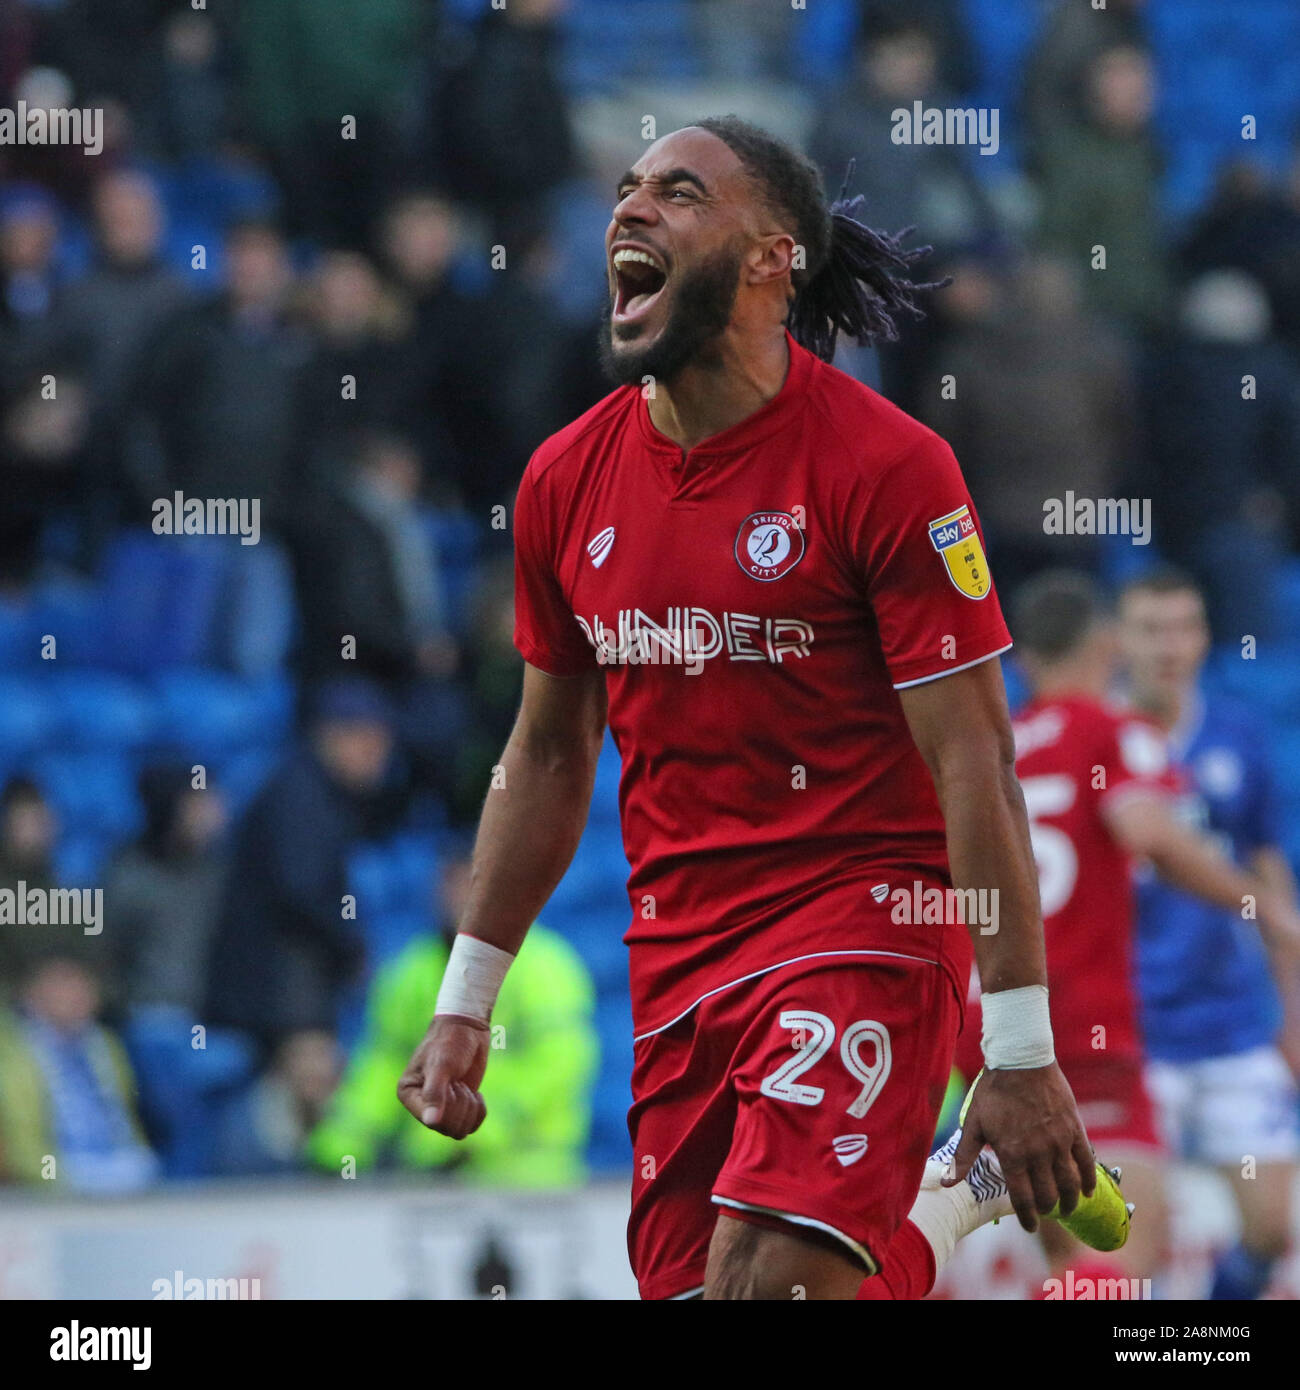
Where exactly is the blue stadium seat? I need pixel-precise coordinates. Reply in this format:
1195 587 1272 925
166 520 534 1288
562 0 703 93
426 508 484 638
148 669 294 764
589 735 625 827
55 830 113 886
1274 561 1300 644
349 832 439 923
363 911 432 968
97 530 225 673
210 746 281 815
45 671 154 754
0 597 33 671
1002 657 1030 716
0 677 57 763
30 750 141 842
587 990 634 1171
544 907 629 995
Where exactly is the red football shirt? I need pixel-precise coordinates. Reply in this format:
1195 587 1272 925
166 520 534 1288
513 333 1012 1036
955 694 1177 1075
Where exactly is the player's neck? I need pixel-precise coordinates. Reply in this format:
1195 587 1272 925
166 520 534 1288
1032 666 1107 702
648 329 790 453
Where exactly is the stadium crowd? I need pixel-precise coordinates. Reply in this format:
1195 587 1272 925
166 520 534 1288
1 0 1300 1244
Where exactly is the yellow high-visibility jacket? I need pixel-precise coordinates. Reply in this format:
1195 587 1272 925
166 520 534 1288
307 924 599 1188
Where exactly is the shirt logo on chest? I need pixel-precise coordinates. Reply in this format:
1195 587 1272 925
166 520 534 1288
587 526 616 569
735 511 805 581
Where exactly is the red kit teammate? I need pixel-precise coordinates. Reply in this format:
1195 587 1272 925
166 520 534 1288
398 119 1123 1299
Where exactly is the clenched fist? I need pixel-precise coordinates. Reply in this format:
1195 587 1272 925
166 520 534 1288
398 1015 492 1140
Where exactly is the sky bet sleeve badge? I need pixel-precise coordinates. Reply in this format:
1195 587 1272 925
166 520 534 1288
928 505 991 599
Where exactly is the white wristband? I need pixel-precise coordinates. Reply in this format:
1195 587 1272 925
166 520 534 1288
435 934 514 1023
980 984 1055 1070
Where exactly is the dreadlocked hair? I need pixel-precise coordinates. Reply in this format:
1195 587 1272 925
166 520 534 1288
695 115 948 363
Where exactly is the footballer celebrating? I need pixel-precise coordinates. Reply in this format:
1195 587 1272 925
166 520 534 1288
398 118 1123 1300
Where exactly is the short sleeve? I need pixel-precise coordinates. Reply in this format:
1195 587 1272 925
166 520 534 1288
512 462 596 677
1096 716 1178 812
852 433 1012 689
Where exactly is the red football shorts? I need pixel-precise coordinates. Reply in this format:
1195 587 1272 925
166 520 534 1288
627 953 964 1300
1062 1054 1164 1155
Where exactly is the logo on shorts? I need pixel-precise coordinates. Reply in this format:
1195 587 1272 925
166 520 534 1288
928 505 990 599
832 1134 869 1167
735 511 805 581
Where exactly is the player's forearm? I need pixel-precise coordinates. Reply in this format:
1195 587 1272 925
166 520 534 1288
932 751 1047 994
454 722 602 957
1253 847 1299 905
1135 816 1261 914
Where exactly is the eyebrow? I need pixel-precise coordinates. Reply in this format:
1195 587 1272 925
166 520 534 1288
617 167 710 197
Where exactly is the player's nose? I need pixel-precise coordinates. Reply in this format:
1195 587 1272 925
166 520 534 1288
613 184 660 229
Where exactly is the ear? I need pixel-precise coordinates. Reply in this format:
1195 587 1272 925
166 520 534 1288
746 232 797 287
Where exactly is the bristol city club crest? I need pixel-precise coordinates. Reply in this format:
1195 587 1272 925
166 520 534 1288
734 511 805 581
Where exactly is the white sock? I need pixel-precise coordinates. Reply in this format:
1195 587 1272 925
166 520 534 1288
907 1158 1013 1274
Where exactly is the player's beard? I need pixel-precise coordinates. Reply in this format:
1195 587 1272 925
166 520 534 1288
598 243 743 387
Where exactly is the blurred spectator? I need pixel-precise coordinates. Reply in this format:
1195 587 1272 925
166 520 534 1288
288 430 470 809
290 430 456 684
1036 43 1170 331
0 64 109 206
55 170 189 521
203 679 394 1055
0 184 65 386
809 16 999 254
377 192 559 510
0 776 58 994
234 0 425 247
213 1029 341 1177
693 0 799 83
1180 158 1300 358
294 251 421 488
1022 0 1148 173
454 556 524 824
432 0 576 257
30 0 168 117
105 766 253 1177
857 0 977 96
0 954 158 1192
307 855 597 1185
1137 270 1300 636
151 10 229 163
59 171 188 422
0 0 37 97
123 218 310 526
1 363 92 585
922 254 1137 591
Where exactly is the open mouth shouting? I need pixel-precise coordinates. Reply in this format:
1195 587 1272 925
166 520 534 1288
611 243 669 332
